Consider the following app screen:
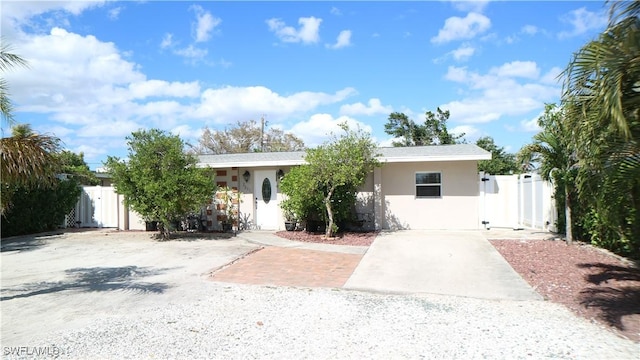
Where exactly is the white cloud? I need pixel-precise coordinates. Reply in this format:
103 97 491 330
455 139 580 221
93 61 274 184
441 63 559 124
521 25 538 35
160 33 174 49
450 124 480 139
266 16 322 44
171 124 201 140
340 98 392 116
129 80 201 99
491 61 540 79
108 6 122 20
451 0 490 13
174 45 208 61
444 65 470 83
431 12 491 44
558 7 607 39
451 43 476 61
326 30 352 49
190 5 221 43
193 86 356 121
540 66 563 85
289 114 372 147
1 1 107 37
519 116 541 132
160 34 210 63
330 7 342 16
4 27 354 165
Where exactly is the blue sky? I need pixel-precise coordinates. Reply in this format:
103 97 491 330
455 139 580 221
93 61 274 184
2 1 609 170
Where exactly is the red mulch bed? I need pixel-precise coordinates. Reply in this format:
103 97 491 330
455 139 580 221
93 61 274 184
491 239 640 342
275 230 378 247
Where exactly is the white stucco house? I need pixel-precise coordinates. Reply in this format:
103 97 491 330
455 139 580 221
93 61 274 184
196 144 491 231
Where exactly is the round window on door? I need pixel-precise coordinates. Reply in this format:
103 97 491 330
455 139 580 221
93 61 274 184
262 178 271 204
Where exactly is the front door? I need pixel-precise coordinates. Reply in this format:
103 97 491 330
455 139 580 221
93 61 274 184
254 170 278 230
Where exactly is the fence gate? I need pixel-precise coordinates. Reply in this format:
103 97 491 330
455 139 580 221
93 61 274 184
73 186 120 228
479 173 557 232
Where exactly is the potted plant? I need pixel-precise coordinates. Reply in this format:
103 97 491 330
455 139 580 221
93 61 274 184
218 186 241 232
280 199 298 231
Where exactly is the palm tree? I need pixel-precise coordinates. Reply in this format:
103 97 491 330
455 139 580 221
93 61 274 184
1 40 61 214
561 0 640 255
563 0 639 139
518 104 576 244
1 41 28 125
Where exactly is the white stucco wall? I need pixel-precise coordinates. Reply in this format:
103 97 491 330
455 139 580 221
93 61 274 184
380 160 480 230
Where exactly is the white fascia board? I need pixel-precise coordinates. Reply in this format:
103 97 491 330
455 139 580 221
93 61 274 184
197 154 490 168
381 154 491 162
197 159 307 168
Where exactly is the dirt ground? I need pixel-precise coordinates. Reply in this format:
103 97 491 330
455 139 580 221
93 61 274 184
0 229 259 344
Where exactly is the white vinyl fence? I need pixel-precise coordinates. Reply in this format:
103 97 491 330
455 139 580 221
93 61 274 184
63 186 157 230
478 172 557 232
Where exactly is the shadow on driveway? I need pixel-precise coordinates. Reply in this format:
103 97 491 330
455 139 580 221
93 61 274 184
578 262 640 332
0 233 63 253
1 266 173 301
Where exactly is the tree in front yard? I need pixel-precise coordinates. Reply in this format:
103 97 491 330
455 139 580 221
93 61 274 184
105 129 216 240
283 124 380 237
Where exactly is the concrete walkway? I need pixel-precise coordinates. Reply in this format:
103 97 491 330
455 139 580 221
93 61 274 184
236 230 368 255
344 230 543 301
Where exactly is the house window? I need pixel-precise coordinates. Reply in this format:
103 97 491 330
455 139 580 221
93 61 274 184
416 172 441 198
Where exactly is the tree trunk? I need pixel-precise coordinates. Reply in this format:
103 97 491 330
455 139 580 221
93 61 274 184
157 221 171 241
325 187 335 238
565 186 573 245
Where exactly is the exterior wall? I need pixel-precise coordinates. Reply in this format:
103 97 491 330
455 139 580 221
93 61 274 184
89 161 484 232
380 161 481 230
354 171 376 230
237 166 294 231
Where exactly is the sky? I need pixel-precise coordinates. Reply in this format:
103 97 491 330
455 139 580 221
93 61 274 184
1 1 610 170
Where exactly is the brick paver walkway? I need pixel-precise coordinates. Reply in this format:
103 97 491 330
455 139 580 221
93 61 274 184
210 247 363 288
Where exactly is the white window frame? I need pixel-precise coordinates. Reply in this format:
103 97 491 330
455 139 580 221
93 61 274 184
415 171 442 198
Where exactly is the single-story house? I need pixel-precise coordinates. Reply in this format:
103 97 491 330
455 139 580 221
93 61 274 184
197 144 491 231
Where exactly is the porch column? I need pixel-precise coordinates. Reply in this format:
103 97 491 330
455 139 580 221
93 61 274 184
373 167 383 230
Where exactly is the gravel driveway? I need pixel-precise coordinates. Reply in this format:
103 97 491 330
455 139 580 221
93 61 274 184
1 230 638 359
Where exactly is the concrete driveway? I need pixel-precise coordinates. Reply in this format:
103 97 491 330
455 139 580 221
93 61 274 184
1 230 259 345
344 230 542 300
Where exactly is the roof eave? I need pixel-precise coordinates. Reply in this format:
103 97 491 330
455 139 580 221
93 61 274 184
381 154 491 162
197 159 307 168
197 154 490 168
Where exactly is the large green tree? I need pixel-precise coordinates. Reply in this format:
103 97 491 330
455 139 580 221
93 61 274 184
384 108 464 146
476 136 519 175
194 119 305 154
281 124 380 238
105 129 216 239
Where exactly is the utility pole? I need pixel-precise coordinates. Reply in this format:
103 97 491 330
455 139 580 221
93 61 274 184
260 114 267 152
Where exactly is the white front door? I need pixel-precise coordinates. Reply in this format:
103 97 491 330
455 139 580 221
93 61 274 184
254 170 278 230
